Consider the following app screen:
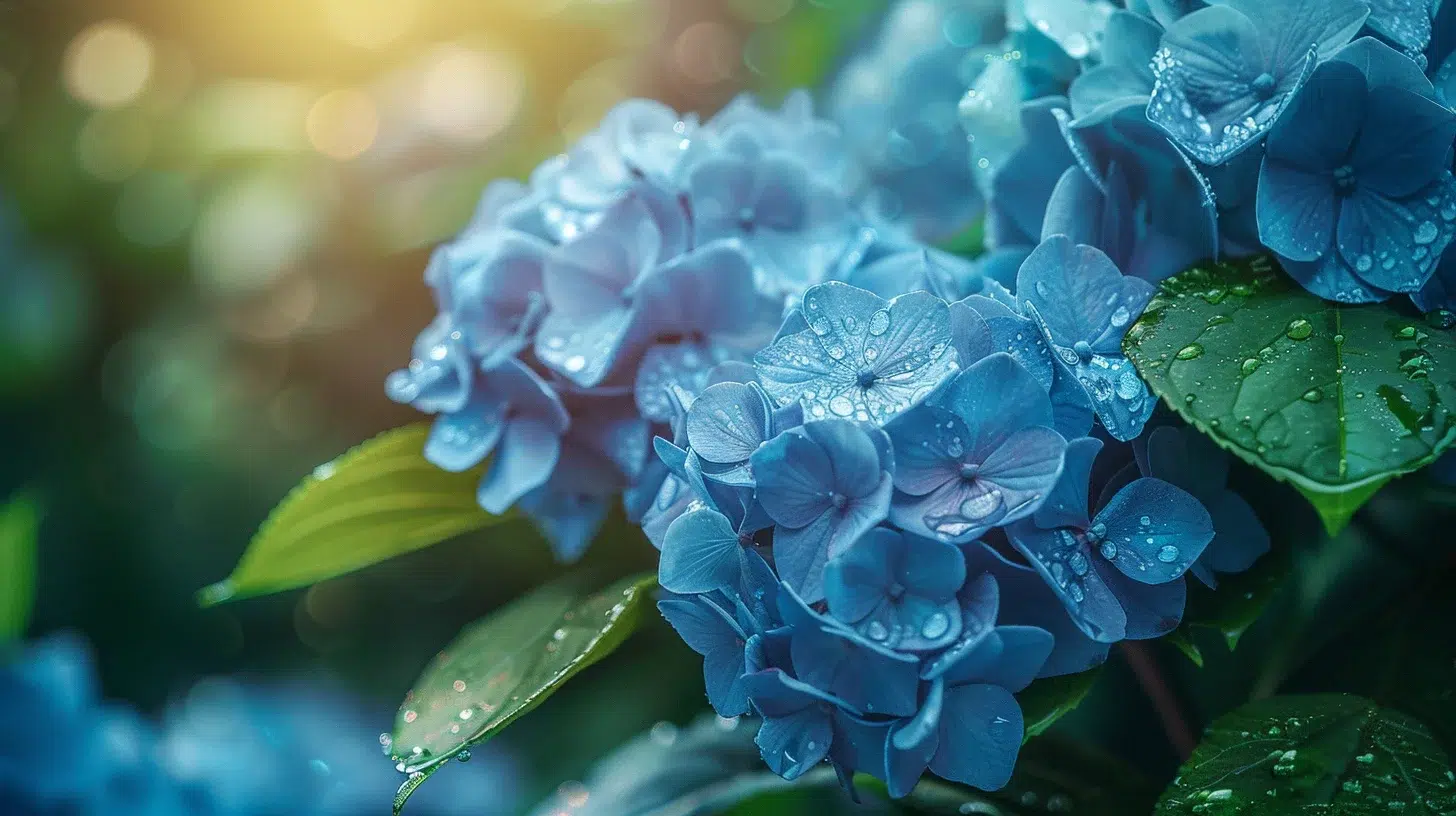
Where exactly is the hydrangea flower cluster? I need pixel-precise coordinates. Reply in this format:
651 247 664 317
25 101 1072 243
652 269 1267 793
386 92 1001 558
0 635 518 815
956 0 1456 308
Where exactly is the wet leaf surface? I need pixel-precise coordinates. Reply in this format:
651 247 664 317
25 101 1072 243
1155 694 1456 814
1124 257 1456 535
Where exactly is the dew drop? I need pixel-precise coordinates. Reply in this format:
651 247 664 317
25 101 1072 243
1175 343 1203 360
1157 545 1180 563
921 611 951 640
868 309 891 336
1285 318 1312 340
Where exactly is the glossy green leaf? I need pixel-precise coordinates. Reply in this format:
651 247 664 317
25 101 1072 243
1018 666 1102 740
199 424 509 606
1155 694 1456 814
390 573 657 814
0 492 41 642
1124 257 1456 535
1171 543 1293 667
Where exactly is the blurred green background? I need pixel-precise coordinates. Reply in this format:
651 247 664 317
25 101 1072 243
5 0 1453 809
0 0 890 803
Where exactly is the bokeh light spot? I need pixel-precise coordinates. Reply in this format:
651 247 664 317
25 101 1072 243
673 22 740 85
321 0 420 49
306 89 379 161
418 45 523 143
76 112 151 181
63 20 154 109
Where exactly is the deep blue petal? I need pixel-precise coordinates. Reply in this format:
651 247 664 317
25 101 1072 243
657 598 750 716
1095 477 1214 584
929 684 1022 791
660 507 746 594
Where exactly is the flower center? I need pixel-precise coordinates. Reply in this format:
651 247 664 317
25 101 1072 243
1333 165 1358 196
829 492 849 510
958 462 981 480
887 582 906 601
1073 340 1094 363
1085 522 1108 542
1250 72 1277 100
856 368 879 388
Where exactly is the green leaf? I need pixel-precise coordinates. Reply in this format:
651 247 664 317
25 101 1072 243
1018 667 1102 740
390 573 657 814
1155 694 1456 814
0 491 41 642
199 424 510 606
1123 257 1456 535
1172 542 1293 666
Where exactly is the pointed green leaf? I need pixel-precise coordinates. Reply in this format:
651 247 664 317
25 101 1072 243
1124 257 1456 535
1171 543 1292 666
199 424 510 606
390 573 657 814
1155 694 1456 814
0 491 41 642
1018 667 1102 740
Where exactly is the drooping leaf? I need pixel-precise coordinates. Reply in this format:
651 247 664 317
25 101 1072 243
1171 544 1293 667
390 573 657 814
1018 666 1102 740
1154 694 1456 814
1124 257 1456 535
0 491 40 642
199 424 511 606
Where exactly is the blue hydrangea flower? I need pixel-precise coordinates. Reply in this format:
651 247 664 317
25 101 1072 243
385 316 475 415
1068 9 1163 127
750 419 894 602
687 149 853 293
1055 102 1220 284
419 360 569 514
754 282 959 426
1016 236 1157 440
1007 437 1214 642
832 574 1052 797
886 353 1068 542
1148 0 1369 165
985 97 1076 249
1135 426 1270 586
828 0 999 241
964 543 1112 677
841 247 989 303
742 669 848 780
823 528 967 651
1257 44 1456 301
422 229 551 371
657 593 754 717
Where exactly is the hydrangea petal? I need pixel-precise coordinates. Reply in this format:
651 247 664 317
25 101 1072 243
424 395 507 473
928 684 1022 791
657 597 750 717
1256 162 1336 262
1095 477 1214 584
1033 436 1100 530
1097 565 1187 639
1018 237 1154 353
1336 174 1456 292
1007 524 1128 642
478 419 561 514
1349 89 1456 199
660 507 746 594
742 671 836 780
687 382 772 465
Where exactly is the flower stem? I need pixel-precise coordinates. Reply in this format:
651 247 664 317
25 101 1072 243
1119 641 1195 761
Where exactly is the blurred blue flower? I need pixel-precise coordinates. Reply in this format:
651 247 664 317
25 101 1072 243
887 353 1068 542
1258 45 1456 300
750 420 894 602
985 97 1075 249
841 246 990 303
754 282 959 426
1007 437 1214 642
1148 0 1368 165
828 0 1001 241
1068 9 1163 126
1017 236 1156 440
824 528 966 651
1135 425 1270 586
419 360 569 514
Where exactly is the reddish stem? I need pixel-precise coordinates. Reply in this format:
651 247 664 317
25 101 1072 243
1119 641 1196 761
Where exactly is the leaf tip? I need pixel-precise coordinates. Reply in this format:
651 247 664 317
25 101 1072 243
196 579 237 608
